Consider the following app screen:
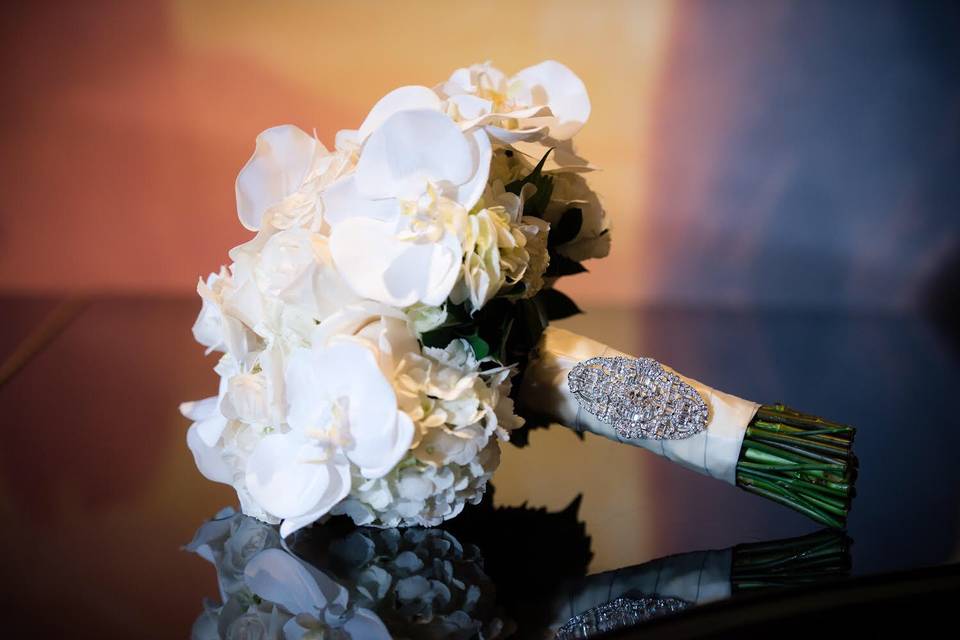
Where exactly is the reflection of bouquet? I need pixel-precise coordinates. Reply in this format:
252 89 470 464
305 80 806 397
186 507 850 639
187 508 514 640
181 61 607 536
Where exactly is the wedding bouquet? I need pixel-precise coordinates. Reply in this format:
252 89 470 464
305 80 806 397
182 60 856 537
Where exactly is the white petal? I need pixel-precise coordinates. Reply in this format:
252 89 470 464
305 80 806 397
244 548 347 615
285 341 412 480
352 411 415 479
454 127 492 211
513 60 591 140
355 110 474 201
245 433 335 519
383 232 462 307
236 125 320 231
328 218 413 306
343 609 391 640
310 301 406 348
448 94 492 120
443 66 475 94
282 619 309 640
330 215 464 308
357 85 441 141
186 423 233 484
285 342 395 433
181 396 229 447
180 396 218 421
321 174 400 227
485 124 549 143
335 128 360 152
195 412 229 448
457 104 553 131
277 459 351 538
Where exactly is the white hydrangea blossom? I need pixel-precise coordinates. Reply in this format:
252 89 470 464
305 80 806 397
333 339 519 527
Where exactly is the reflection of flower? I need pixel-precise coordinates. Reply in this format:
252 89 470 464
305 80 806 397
326 528 504 640
187 508 389 640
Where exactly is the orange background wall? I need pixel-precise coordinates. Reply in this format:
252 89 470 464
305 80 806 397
2 0 956 310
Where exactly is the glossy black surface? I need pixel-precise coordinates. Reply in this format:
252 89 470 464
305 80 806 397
1 298 958 638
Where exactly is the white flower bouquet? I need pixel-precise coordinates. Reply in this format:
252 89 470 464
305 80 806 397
183 60 856 536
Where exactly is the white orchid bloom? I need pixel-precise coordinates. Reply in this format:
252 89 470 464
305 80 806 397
244 548 390 640
440 60 591 143
245 341 414 537
235 125 354 231
323 102 490 307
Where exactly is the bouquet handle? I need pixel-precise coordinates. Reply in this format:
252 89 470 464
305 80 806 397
520 327 857 528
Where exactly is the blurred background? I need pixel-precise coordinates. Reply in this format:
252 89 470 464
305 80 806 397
2 0 957 311
2 2 960 636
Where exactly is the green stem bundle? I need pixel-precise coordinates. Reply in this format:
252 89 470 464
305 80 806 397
735 404 858 529
731 528 852 591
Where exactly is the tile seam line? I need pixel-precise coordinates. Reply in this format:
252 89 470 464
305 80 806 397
0 296 88 389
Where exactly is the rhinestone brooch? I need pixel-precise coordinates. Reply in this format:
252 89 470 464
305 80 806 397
554 595 691 639
567 356 709 440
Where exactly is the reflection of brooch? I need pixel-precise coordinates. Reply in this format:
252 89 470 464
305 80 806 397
567 356 709 440
555 595 691 639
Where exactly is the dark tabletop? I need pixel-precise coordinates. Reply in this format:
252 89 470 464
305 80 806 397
1 296 958 638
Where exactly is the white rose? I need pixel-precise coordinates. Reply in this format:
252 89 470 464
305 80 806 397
192 268 229 354
192 268 263 366
251 227 361 322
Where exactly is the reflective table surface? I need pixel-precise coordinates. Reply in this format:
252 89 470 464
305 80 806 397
1 297 959 638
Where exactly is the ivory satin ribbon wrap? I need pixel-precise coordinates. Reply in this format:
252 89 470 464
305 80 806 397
521 327 760 485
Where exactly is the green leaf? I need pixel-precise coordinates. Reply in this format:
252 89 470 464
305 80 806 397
545 254 588 277
549 207 582 247
496 281 527 300
464 333 490 360
420 327 457 349
505 148 555 217
536 288 583 321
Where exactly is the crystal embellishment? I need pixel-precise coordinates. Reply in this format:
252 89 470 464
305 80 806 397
567 356 709 440
554 595 691 639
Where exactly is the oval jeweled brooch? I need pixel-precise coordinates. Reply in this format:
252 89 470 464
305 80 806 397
567 356 709 440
